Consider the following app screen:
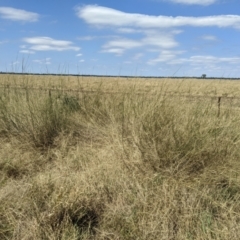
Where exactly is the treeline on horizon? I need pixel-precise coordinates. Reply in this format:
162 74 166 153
0 71 239 80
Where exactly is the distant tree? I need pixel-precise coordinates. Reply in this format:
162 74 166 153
201 74 207 78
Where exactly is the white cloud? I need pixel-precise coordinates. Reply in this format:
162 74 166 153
23 37 80 51
76 5 240 29
201 35 218 41
33 58 51 65
142 31 178 48
146 53 240 68
101 38 140 55
169 0 217 6
117 28 140 33
76 53 82 56
101 30 179 56
148 50 185 65
0 7 39 22
20 49 35 54
77 36 96 41
165 55 240 65
189 55 240 64
103 38 142 50
101 48 125 56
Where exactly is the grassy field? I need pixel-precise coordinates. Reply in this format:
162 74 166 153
0 74 240 239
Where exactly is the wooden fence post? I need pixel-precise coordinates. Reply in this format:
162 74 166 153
217 96 221 117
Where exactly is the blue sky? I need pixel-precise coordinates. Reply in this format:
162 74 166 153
0 0 240 77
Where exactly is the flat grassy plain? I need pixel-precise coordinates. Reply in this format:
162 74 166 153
0 74 240 239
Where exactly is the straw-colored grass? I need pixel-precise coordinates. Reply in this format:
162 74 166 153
0 74 240 239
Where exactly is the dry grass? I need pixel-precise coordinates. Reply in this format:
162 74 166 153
1 74 240 96
0 74 240 239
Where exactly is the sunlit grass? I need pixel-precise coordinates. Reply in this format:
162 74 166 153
0 74 240 239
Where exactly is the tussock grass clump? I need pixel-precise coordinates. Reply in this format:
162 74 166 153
1 75 240 239
134 98 230 176
0 89 77 148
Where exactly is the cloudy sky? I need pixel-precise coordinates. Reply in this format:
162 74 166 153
0 0 240 77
